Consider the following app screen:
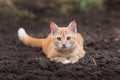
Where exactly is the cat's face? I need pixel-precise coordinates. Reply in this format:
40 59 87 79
50 20 77 50
53 28 76 50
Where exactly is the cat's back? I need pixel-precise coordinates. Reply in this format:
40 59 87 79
42 34 52 46
42 34 53 54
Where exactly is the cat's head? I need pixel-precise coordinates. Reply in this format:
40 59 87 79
50 20 77 50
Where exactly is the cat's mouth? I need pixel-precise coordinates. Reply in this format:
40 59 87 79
62 46 67 48
61 46 69 50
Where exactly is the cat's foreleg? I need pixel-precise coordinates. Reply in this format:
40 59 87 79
69 55 80 63
69 51 85 63
50 57 70 64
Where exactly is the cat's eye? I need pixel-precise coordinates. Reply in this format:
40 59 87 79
67 37 71 40
57 37 61 41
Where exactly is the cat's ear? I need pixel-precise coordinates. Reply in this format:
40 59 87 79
50 21 59 35
67 20 77 33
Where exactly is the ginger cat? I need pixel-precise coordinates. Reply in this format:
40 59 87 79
18 20 85 64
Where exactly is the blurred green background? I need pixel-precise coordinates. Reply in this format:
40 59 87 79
0 0 119 18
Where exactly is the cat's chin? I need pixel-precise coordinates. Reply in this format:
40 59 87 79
58 47 71 51
61 47 69 50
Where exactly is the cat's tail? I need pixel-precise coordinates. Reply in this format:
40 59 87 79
18 28 44 47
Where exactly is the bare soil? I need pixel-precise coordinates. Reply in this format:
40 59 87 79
0 11 120 80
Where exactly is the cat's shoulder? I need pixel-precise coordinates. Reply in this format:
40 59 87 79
76 33 84 42
76 33 83 38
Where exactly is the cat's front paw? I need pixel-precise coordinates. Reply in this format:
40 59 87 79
50 57 70 64
69 56 79 63
62 59 70 64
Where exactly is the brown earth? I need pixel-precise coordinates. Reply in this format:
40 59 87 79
0 10 120 80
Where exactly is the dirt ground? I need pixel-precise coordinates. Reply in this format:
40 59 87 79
0 10 120 80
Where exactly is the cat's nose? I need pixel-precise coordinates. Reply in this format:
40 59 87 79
62 44 66 47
